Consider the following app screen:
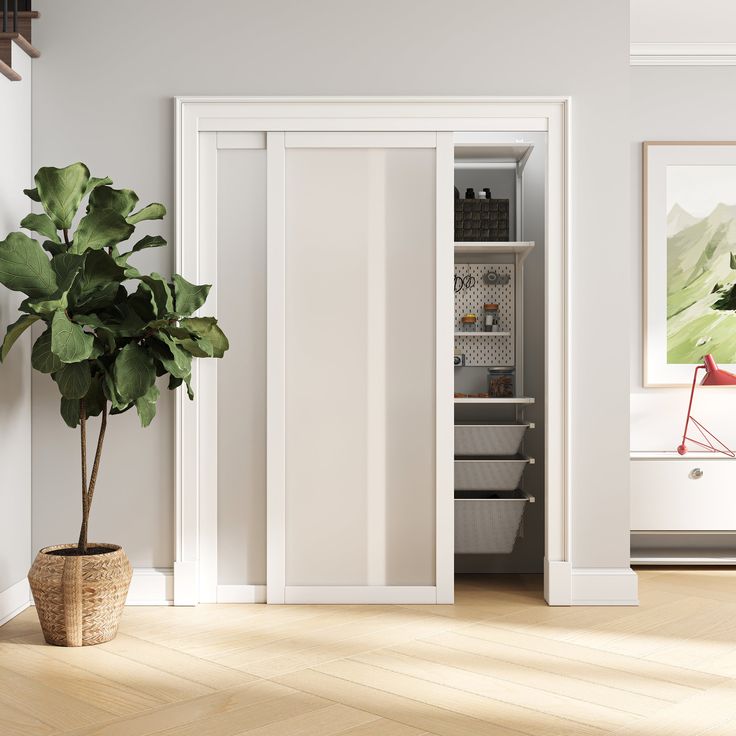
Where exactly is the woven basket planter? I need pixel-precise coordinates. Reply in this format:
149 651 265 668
28 543 132 647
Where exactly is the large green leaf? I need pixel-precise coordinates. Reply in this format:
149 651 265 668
88 186 139 217
84 176 113 197
67 250 127 313
180 317 229 358
130 234 166 253
113 342 155 402
60 397 80 428
35 163 90 230
150 333 192 378
25 253 85 314
0 314 40 362
83 375 107 417
42 240 66 257
138 273 174 317
102 368 129 412
55 361 92 399
70 209 135 254
31 329 63 373
0 232 57 297
126 203 166 225
135 382 160 427
172 274 211 317
20 213 61 244
50 310 95 363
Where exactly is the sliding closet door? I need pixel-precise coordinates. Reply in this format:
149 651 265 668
216 136 267 601
273 132 437 602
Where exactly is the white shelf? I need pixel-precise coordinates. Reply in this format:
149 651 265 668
455 241 534 254
454 397 535 405
455 332 511 337
454 142 533 164
455 242 535 264
631 451 736 461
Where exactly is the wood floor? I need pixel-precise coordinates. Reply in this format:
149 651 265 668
2 569 736 735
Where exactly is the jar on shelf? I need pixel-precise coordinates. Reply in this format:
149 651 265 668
488 366 515 397
461 314 477 332
483 303 500 333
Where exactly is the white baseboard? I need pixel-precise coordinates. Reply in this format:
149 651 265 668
284 585 437 604
216 584 266 603
173 560 197 606
126 568 173 606
0 579 31 626
544 558 572 606
571 567 639 606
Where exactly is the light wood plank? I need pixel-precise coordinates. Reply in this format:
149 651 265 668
392 635 668 717
314 658 605 736
277 668 523 736
60 680 303 736
461 622 725 696
0 641 164 716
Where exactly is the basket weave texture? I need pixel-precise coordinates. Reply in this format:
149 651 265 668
28 543 132 647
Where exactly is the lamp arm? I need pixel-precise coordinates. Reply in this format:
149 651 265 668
678 365 704 454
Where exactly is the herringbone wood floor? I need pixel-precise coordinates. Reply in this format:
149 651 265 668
2 569 736 735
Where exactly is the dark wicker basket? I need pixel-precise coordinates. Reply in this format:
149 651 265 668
455 198 510 242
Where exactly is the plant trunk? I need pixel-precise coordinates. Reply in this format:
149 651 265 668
77 401 108 554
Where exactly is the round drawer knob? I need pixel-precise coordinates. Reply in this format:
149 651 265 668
689 467 704 480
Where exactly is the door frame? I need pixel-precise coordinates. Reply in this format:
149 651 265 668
174 97 572 605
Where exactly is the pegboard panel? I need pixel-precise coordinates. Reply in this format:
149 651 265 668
454 263 514 367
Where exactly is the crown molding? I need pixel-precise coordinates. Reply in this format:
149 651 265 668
631 43 736 66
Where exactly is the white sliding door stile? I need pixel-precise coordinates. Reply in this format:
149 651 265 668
197 133 219 603
435 132 454 604
266 132 287 604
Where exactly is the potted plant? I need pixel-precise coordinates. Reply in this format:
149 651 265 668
0 163 228 646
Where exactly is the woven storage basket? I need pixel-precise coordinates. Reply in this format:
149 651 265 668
454 198 510 241
28 543 132 647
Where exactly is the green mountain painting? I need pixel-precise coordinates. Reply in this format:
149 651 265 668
667 200 736 363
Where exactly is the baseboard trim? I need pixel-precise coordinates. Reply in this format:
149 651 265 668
126 568 173 606
571 567 639 606
284 585 437 604
544 558 572 606
173 560 197 606
0 579 31 626
216 584 266 603
631 43 736 66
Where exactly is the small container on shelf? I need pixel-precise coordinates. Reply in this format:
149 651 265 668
460 314 477 333
483 303 500 333
488 366 515 397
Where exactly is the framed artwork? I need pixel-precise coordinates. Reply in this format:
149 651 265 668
643 141 736 386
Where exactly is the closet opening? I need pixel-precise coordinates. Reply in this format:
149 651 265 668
452 132 547 598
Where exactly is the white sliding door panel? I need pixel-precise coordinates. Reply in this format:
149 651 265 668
217 148 267 589
283 140 436 590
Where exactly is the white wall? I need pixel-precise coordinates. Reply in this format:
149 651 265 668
32 0 632 578
0 50 33 621
631 0 736 43
630 66 736 452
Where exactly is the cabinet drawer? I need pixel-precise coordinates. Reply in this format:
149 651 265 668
631 459 736 531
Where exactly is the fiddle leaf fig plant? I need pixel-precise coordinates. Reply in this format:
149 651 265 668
0 163 229 554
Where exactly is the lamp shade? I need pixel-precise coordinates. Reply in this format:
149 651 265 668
701 354 736 386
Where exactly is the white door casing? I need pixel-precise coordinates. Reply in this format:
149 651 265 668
174 97 572 606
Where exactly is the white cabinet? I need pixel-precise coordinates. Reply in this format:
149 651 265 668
631 453 736 564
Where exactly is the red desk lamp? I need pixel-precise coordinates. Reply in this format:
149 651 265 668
677 354 736 456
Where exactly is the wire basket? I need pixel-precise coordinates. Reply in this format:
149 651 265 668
455 423 529 457
455 491 530 553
